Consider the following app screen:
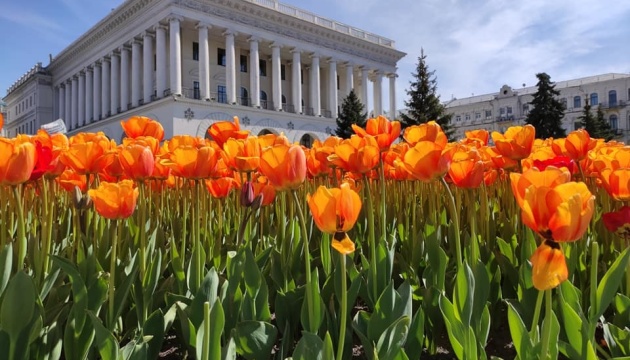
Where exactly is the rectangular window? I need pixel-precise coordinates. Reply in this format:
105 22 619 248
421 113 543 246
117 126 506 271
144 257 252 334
455 115 461 122
217 85 227 104
193 81 200 100
281 64 286 80
574 96 581 109
259 59 267 77
300 69 304 84
499 107 505 115
507 106 513 114
475 112 481 119
465 114 471 121
192 42 199 61
217 48 226 66
240 55 248 72
485 110 492 118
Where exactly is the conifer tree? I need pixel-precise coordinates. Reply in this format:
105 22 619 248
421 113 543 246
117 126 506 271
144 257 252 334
525 72 566 139
400 49 453 139
594 103 615 140
335 89 367 139
577 98 598 135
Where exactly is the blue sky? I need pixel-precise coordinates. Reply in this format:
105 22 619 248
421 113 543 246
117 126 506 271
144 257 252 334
2 0 630 111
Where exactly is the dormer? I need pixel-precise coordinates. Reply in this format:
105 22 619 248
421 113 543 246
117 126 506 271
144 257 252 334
498 85 515 98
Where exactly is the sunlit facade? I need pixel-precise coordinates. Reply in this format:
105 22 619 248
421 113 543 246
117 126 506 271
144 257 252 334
3 0 405 144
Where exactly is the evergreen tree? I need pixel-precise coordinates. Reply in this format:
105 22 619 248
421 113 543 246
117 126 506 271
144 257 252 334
400 49 453 139
525 72 566 139
335 89 367 139
577 98 598 135
594 104 616 141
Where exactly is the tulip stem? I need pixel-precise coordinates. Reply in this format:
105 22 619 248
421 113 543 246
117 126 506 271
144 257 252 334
108 219 121 331
291 190 315 332
364 177 379 303
539 289 553 360
441 177 463 269
139 182 147 282
379 160 387 242
588 241 599 342
529 289 544 338
336 253 348 360
12 186 26 273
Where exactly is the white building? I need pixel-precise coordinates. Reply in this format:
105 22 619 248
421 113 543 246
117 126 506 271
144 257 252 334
3 0 405 144
446 73 630 142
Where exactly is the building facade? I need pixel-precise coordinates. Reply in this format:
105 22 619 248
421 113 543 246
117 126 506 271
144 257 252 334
3 0 405 144
446 73 630 142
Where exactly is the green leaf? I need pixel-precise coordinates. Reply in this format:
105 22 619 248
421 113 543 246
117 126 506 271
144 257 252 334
439 295 464 360
376 316 410 360
0 271 37 338
292 332 324 360
592 248 630 322
191 268 220 328
87 311 119 360
0 244 12 298
144 309 166 360
404 308 425 360
231 321 277 360
454 262 475 329
243 247 262 299
300 270 324 333
506 301 534 359
368 282 406 342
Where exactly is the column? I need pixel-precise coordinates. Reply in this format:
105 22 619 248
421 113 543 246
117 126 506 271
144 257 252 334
197 23 211 100
101 57 111 118
71 75 78 129
373 71 383 116
345 63 354 96
132 39 142 107
271 43 282 111
155 24 167 98
58 84 65 120
64 80 71 127
169 16 182 96
93 62 101 121
120 45 130 111
85 67 93 123
78 71 85 127
388 73 397 120
224 30 237 104
328 59 338 118
360 67 369 112
110 51 120 115
310 55 321 116
291 48 301 113
143 31 154 104
249 37 260 108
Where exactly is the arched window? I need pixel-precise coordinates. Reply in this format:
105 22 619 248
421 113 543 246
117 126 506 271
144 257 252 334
609 90 617 107
573 96 581 109
610 114 618 130
299 133 314 148
590 93 598 106
258 129 274 136
281 95 287 111
260 91 268 109
240 87 249 106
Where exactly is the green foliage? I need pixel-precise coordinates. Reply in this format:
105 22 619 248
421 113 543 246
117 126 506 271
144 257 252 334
525 72 566 139
400 48 454 139
577 100 615 140
335 89 367 139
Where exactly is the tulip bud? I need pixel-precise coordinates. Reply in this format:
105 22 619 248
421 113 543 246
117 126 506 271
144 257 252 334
251 193 264 211
72 185 83 209
240 181 255 207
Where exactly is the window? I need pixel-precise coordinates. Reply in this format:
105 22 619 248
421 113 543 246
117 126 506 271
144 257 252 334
217 48 226 66
154 54 157 71
465 114 470 121
499 107 505 115
610 114 618 130
485 110 492 118
574 121 581 130
337 75 340 90
507 106 513 114
523 104 530 115
455 115 461 122
573 96 581 109
192 42 199 61
259 59 267 77
260 90 268 109
217 85 227 103
590 93 598 106
240 55 248 72
240 87 249 106
609 90 617 107
193 81 200 100
300 69 304 84
560 98 567 108
475 112 481 119
281 64 286 81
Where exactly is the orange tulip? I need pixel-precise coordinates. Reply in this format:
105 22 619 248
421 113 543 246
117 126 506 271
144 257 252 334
519 182 594 242
551 129 595 161
491 125 535 161
120 143 155 180
88 180 139 219
61 132 114 175
403 121 448 147
46 132 70 178
208 116 250 149
0 138 36 185
222 137 261 173
205 177 239 199
328 135 380 174
57 169 87 193
252 176 276 207
352 115 401 151
167 145 220 179
307 183 362 254
259 143 307 191
599 168 630 201
464 129 489 146
530 240 568 291
483 146 519 171
510 167 571 208
121 116 165 141
402 141 451 182
448 146 484 188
